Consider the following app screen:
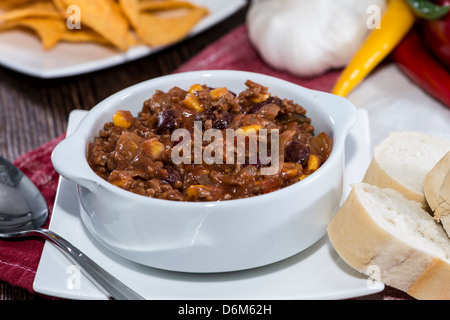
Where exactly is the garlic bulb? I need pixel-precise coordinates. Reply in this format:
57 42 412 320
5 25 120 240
247 0 387 77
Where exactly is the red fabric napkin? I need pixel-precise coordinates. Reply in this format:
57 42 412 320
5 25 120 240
2 24 413 300
1 135 64 297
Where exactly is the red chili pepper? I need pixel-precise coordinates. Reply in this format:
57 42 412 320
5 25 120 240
392 28 450 108
421 0 450 69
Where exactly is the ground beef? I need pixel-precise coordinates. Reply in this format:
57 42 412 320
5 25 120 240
87 80 332 201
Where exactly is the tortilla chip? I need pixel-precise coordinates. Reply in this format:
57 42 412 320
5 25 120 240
136 6 208 47
0 2 61 22
62 27 139 47
59 0 132 50
139 0 196 12
0 0 209 50
61 28 110 45
0 0 43 11
51 0 66 13
118 0 140 28
0 17 66 49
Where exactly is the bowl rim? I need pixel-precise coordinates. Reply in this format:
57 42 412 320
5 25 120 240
52 70 357 209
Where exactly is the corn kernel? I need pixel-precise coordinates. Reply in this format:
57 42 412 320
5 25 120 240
183 94 204 112
111 178 126 187
188 84 204 94
299 174 309 181
251 93 270 104
186 185 205 197
209 87 228 100
307 155 321 173
143 139 165 160
236 124 262 135
109 171 132 188
113 110 132 129
282 162 302 179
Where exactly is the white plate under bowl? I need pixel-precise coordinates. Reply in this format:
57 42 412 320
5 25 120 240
33 108 383 300
0 0 246 78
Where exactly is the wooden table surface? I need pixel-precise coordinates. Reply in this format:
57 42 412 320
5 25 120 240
0 3 248 300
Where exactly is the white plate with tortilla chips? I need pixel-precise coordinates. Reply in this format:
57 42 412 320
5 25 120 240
0 0 246 78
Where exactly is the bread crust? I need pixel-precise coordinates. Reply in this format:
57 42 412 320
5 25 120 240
407 258 450 300
328 187 393 272
328 184 450 300
424 151 450 237
364 157 426 206
424 152 450 211
363 132 450 209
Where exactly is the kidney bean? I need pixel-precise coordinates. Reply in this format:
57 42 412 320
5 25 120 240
213 113 234 129
285 140 309 165
163 167 182 187
156 110 177 134
249 97 282 114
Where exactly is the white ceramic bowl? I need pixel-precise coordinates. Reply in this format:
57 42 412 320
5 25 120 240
51 70 357 273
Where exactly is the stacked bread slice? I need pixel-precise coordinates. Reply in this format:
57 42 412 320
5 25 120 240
362 132 450 208
424 151 450 238
328 131 450 300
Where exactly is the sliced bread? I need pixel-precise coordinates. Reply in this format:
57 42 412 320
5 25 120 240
424 151 450 237
327 183 450 300
363 131 450 208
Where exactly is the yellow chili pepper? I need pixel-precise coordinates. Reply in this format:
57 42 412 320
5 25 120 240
332 0 416 97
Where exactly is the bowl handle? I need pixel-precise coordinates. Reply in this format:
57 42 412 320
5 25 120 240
320 92 358 136
51 136 99 194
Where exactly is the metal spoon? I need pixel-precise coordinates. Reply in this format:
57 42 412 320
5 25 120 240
0 156 144 300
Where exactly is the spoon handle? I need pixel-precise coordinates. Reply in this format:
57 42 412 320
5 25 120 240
34 228 145 300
